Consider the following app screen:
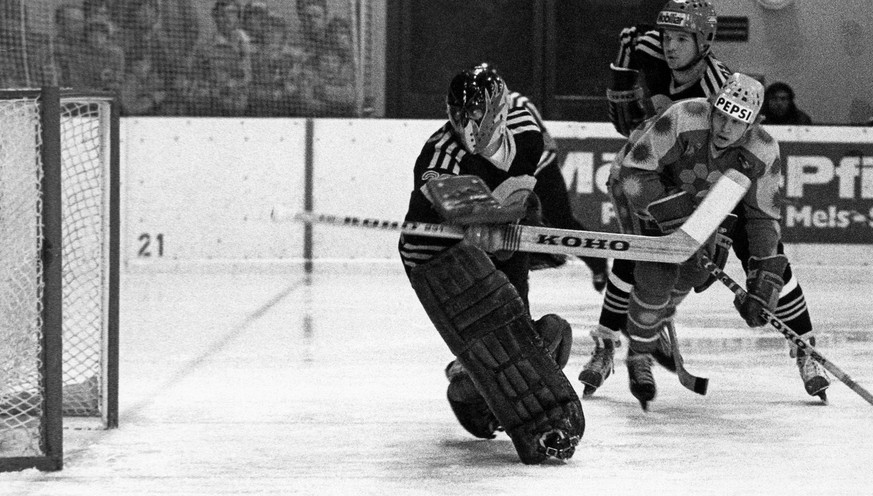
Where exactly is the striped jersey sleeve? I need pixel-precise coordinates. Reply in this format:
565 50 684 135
508 91 555 171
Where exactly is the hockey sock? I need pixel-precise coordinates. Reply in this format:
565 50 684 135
774 275 812 336
597 259 635 334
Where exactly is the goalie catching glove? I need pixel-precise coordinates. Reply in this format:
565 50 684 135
607 64 648 137
734 254 788 327
426 174 536 257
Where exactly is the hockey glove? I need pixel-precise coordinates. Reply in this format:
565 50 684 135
606 64 647 137
734 254 788 327
694 214 738 293
646 190 695 234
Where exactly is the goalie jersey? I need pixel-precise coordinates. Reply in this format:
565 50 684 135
398 105 543 273
616 26 731 111
614 97 782 260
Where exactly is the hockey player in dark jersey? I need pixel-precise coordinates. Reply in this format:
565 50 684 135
507 87 609 292
579 0 830 402
398 64 584 463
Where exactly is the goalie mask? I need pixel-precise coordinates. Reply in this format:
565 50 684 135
446 64 509 157
656 0 717 59
712 73 764 124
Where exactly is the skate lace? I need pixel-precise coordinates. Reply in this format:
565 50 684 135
797 354 826 382
587 346 614 373
628 354 654 383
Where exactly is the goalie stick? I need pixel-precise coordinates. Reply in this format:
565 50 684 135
699 253 873 407
273 169 751 264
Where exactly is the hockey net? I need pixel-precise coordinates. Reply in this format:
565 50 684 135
0 89 118 472
0 0 376 117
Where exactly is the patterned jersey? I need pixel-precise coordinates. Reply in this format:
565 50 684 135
615 26 731 107
614 98 782 258
398 105 543 272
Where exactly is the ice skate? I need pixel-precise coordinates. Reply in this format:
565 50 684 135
795 338 831 403
578 326 619 396
578 343 614 397
626 350 656 410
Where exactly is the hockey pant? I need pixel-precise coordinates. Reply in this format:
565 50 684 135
625 259 710 354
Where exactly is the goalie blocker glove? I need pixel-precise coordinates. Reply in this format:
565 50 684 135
606 64 648 137
734 254 789 327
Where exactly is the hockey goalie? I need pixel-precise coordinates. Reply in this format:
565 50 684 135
397 64 584 464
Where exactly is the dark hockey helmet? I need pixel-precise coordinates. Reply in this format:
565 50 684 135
656 0 717 57
446 64 509 156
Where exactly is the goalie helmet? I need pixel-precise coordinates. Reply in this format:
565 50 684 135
656 0 717 58
712 73 764 124
446 64 509 156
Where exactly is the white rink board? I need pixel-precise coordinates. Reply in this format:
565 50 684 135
121 118 307 271
119 118 873 272
310 119 441 260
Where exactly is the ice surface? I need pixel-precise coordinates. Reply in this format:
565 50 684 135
1 256 871 496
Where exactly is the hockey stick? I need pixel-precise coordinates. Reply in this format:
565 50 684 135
699 253 873 406
665 321 709 395
273 169 751 264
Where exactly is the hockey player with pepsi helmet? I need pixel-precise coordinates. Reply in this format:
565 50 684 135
581 0 830 403
398 64 584 463
611 73 786 409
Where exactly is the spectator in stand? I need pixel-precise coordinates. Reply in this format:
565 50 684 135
762 81 813 125
242 1 271 51
118 0 174 112
53 4 86 87
120 44 167 115
186 0 252 116
83 0 119 42
67 19 125 92
1 0 56 87
296 0 329 56
311 17 356 116
249 14 315 116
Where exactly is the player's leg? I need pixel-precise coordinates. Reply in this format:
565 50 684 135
731 219 830 398
532 161 609 291
624 260 681 409
577 258 633 396
411 242 584 463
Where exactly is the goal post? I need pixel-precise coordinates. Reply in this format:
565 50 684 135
0 87 119 472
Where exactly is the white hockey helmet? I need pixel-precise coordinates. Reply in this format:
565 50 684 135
712 73 764 124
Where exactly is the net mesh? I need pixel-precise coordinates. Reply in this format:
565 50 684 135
60 100 109 418
0 98 45 457
0 0 375 117
0 94 112 461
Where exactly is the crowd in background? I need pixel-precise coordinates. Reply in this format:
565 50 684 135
0 0 358 117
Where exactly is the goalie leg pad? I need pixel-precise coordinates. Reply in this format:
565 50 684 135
446 362 501 439
534 314 573 369
411 243 584 464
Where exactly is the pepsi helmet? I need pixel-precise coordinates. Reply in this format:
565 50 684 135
712 73 764 124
